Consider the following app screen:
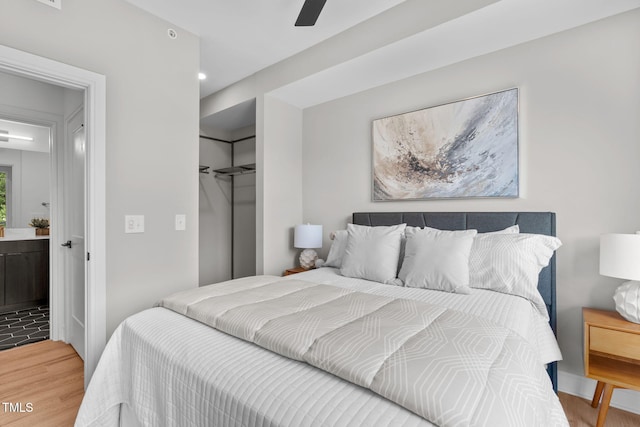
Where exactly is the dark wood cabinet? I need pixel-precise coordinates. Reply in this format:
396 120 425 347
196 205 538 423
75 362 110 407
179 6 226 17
0 239 49 312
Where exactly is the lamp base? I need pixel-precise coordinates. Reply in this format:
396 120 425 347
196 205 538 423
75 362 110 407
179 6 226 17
614 280 640 324
299 249 318 270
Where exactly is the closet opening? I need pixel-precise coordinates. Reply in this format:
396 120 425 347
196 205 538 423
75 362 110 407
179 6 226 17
199 98 256 285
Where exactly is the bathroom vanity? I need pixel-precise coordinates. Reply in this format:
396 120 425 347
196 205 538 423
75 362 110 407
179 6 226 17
0 236 49 313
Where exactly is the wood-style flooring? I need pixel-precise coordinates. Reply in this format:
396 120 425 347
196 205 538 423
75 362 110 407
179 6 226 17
0 340 83 426
560 392 640 427
1 340 639 426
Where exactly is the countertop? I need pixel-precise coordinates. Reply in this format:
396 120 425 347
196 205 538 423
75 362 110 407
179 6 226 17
0 235 50 242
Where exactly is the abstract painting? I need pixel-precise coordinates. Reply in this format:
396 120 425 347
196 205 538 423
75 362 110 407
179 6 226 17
372 88 518 201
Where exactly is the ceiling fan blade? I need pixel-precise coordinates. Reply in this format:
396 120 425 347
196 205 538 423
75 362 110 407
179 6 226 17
295 0 327 26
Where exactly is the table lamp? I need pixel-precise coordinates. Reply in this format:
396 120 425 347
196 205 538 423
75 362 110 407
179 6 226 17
600 232 640 323
294 224 322 269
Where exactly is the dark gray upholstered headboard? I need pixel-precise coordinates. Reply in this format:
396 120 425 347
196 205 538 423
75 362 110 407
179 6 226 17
352 211 558 392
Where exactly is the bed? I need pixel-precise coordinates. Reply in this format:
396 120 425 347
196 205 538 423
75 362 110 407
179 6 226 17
351 211 559 391
75 211 566 427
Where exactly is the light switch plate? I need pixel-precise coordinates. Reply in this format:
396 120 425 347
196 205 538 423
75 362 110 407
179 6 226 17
37 0 62 9
125 215 144 233
175 214 186 231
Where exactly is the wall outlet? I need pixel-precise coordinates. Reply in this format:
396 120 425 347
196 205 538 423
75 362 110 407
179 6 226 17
175 214 186 231
125 215 144 234
36 0 62 10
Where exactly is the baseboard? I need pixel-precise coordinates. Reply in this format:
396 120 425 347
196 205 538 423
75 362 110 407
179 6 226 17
559 370 640 415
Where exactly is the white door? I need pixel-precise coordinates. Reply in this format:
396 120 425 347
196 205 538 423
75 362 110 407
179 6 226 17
64 108 86 360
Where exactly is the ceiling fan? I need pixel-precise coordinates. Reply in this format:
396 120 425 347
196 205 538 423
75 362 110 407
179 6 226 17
295 0 327 26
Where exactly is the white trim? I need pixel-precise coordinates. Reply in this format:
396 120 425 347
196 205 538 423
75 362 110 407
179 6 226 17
559 370 640 415
0 44 106 387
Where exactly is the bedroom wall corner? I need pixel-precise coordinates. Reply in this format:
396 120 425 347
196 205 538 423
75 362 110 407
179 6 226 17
301 7 640 400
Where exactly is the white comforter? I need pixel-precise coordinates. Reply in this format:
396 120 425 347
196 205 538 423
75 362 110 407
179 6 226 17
291 268 561 365
76 269 565 427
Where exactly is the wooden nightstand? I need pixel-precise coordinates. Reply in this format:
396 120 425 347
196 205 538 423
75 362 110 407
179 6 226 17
283 266 311 276
583 307 640 427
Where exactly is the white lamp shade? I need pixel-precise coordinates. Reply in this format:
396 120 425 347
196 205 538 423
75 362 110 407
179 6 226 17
294 224 322 249
600 233 640 281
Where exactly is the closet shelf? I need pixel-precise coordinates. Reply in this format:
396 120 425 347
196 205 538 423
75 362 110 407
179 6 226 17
213 163 256 177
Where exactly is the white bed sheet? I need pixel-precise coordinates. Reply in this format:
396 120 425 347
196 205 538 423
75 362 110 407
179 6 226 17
76 307 433 427
76 271 562 427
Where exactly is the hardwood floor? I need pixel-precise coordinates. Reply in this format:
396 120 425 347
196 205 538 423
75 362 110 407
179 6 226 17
0 340 84 426
1 340 640 426
559 391 640 427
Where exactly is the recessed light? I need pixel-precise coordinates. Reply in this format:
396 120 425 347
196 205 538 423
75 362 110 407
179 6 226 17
198 72 207 81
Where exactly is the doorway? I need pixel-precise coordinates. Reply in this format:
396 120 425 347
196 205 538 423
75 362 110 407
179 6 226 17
0 117 53 351
0 44 106 386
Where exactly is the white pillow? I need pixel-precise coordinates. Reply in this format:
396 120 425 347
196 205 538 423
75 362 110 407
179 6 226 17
325 224 518 272
469 233 562 317
324 230 348 268
398 224 519 272
340 223 406 284
399 228 477 293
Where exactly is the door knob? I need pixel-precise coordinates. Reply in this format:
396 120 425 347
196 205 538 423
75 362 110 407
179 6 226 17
61 240 72 248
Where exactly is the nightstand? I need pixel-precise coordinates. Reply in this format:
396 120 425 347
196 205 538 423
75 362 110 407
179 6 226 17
583 307 640 427
283 266 311 276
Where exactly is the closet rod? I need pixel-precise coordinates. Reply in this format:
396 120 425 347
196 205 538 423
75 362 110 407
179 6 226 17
199 135 256 144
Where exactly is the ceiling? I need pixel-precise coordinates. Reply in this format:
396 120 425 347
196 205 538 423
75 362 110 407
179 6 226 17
271 0 640 108
124 0 405 98
124 0 640 126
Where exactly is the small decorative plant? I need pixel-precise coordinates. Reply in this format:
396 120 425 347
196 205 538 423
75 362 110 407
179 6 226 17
29 218 50 236
29 218 50 229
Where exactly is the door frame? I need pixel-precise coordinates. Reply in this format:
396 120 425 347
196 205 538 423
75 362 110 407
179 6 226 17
0 44 106 386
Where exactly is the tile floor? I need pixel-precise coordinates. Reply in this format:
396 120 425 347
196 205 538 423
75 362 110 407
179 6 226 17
0 305 49 351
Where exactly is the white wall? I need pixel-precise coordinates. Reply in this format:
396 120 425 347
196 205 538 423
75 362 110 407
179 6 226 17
199 129 232 285
1 0 200 336
302 9 640 383
0 68 65 113
257 96 303 275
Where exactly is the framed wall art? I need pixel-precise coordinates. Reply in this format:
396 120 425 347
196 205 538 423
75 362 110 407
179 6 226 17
372 88 519 201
